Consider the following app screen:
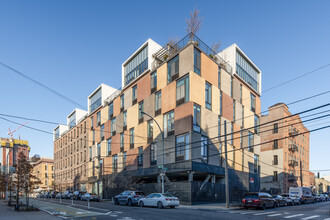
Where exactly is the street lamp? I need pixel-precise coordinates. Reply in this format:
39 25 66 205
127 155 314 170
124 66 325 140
141 111 165 194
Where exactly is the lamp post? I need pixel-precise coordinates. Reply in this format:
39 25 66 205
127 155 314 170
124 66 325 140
141 111 165 194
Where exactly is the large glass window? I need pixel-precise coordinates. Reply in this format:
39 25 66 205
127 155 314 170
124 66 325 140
167 55 179 84
254 155 259 173
132 85 137 103
100 124 104 141
113 155 118 172
151 71 157 91
123 111 127 128
130 128 134 149
111 117 116 136
150 143 157 165
218 67 221 89
120 133 124 152
250 93 256 112
97 143 100 157
194 48 201 75
147 120 153 142
155 91 161 114
89 147 92 161
138 101 144 123
193 104 201 132
107 138 111 156
254 115 260 134
92 130 95 144
90 89 102 113
108 103 113 119
205 82 212 110
248 131 254 152
164 110 174 136
236 52 260 92
176 75 189 105
176 133 190 161
138 147 143 167
97 111 101 126
201 136 208 160
120 95 124 111
124 45 148 86
91 116 94 129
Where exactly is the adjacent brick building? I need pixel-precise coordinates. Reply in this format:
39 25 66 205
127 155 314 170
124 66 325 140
33 157 54 192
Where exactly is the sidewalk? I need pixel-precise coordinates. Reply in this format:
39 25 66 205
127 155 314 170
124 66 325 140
178 202 242 211
0 200 59 220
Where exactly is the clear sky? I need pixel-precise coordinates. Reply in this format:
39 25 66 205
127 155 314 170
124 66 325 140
0 0 329 176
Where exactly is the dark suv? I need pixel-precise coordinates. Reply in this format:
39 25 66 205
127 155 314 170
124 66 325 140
242 192 276 210
114 191 145 206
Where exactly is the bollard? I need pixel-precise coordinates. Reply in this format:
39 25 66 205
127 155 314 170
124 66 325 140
60 196 62 203
51 196 52 202
87 198 90 210
71 198 73 206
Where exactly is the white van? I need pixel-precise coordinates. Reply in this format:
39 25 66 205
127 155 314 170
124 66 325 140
289 187 315 204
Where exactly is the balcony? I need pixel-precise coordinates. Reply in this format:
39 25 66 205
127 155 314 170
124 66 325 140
288 175 297 182
289 144 298 152
152 33 232 74
289 130 299 138
289 160 298 167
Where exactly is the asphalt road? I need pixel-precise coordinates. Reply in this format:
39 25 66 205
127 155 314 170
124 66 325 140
30 198 330 220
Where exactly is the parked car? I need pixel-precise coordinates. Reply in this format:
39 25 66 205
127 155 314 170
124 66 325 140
281 194 300 205
322 194 329 201
55 193 62 199
80 193 100 201
314 194 322 202
63 191 72 199
242 192 276 210
272 195 287 207
318 194 326 202
289 187 315 204
114 191 146 206
138 193 179 209
72 191 83 200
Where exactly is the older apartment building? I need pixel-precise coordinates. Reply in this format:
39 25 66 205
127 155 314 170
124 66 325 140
54 33 262 204
259 103 310 194
33 157 54 192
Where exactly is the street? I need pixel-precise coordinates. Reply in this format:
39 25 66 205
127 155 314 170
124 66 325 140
28 198 330 220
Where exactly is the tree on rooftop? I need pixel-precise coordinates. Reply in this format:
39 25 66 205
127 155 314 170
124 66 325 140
186 8 203 35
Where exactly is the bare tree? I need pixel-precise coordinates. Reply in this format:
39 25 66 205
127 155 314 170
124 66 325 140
104 171 142 197
186 8 203 35
212 41 221 53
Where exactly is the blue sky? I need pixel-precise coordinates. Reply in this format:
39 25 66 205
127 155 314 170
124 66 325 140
0 0 329 176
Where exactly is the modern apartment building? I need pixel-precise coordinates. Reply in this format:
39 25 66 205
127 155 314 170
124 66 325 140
259 103 310 194
54 33 262 204
33 157 54 192
0 138 30 173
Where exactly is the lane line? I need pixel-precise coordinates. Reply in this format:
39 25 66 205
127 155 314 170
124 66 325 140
268 214 282 217
284 214 305 218
254 211 276 216
302 216 320 220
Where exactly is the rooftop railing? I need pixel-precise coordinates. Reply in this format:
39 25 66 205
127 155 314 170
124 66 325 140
152 33 232 74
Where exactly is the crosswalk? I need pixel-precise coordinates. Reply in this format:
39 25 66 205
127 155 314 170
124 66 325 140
217 210 329 219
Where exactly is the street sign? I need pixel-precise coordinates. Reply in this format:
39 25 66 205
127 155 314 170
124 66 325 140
250 177 254 183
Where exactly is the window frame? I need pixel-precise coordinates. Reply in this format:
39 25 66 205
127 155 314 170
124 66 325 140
205 81 212 110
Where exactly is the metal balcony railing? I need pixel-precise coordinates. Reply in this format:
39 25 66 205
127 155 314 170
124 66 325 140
289 160 298 167
152 33 232 74
289 144 298 152
288 174 297 182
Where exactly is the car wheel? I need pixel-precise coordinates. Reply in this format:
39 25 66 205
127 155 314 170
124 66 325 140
157 201 163 209
139 201 144 207
115 199 119 205
128 199 133 206
170 206 175 208
262 203 267 210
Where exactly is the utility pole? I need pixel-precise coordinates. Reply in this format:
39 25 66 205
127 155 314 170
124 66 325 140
300 160 303 187
224 121 229 208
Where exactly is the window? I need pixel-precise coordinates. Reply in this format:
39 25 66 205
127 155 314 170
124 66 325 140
91 116 94 129
97 111 101 126
194 48 201 75
97 143 100 157
164 111 174 137
233 100 236 122
248 131 254 152
218 67 221 89
236 52 260 92
205 82 212 110
124 45 148 86
220 91 223 116
240 84 242 104
120 95 124 112
254 155 259 173
193 104 201 132
111 117 116 136
250 93 256 112
108 103 113 119
100 124 104 141
147 120 153 143
92 130 95 144
151 71 157 93
176 75 189 105
89 147 92 161
113 155 118 172
273 123 278 133
130 128 134 149
132 85 137 104
155 91 161 115
45 164 47 170
120 133 124 152
201 136 208 160
273 139 278 149
138 101 144 123
176 133 190 161
254 115 260 134
150 144 157 165
167 55 179 83
138 147 143 167
123 111 127 130
273 155 278 165
273 171 278 181
107 138 111 156
45 173 48 178
123 151 127 169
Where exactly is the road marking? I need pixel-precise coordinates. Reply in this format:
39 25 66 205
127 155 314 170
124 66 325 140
323 218 330 220
284 214 305 218
267 213 282 217
302 216 320 220
254 211 276 215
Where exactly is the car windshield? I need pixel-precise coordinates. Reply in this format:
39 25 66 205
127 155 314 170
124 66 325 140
245 194 258 199
162 194 174 197
135 192 145 195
